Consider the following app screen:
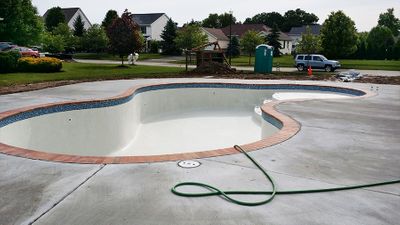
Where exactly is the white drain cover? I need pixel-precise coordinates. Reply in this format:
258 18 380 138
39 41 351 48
178 160 201 168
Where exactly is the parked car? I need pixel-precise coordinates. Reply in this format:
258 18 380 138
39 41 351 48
0 42 15 51
9 46 40 58
294 54 341 72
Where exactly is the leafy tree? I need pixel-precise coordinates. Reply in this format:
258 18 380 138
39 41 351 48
392 39 400 60
266 23 282 56
175 24 208 50
241 30 264 65
202 13 220 28
0 0 44 45
149 40 161 53
378 8 400 37
282 8 318 32
218 13 237 28
82 24 108 53
106 10 144 65
102 10 118 29
52 23 78 52
244 12 284 30
321 11 357 58
367 26 395 59
42 32 65 53
351 32 368 59
227 36 240 57
160 18 181 55
296 25 322 54
73 15 85 37
45 7 66 31
183 19 202 27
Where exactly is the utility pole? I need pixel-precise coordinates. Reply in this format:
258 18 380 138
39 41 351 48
229 10 233 66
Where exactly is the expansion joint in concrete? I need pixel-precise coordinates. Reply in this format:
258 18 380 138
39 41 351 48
28 164 106 225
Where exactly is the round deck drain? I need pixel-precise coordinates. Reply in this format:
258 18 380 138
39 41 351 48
178 160 201 168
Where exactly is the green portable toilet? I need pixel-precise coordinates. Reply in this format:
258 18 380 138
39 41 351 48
254 44 273 73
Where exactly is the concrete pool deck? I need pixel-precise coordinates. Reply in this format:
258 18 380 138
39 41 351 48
0 78 399 225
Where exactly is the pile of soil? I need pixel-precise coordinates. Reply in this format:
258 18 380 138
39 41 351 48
355 75 400 85
190 62 237 74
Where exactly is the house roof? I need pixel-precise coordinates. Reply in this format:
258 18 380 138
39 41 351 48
202 28 229 41
221 24 269 38
221 24 292 41
131 13 165 25
43 7 80 23
288 24 321 36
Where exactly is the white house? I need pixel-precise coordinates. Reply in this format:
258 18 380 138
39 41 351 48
43 7 92 30
201 27 230 50
288 24 321 52
131 13 169 41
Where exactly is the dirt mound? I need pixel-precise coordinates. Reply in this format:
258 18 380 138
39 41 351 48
190 62 237 74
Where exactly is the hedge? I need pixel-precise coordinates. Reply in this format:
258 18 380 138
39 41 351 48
17 57 63 73
0 51 20 73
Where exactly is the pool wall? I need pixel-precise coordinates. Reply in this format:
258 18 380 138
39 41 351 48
0 82 370 163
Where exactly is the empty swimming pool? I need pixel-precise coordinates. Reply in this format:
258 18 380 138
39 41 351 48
0 83 366 162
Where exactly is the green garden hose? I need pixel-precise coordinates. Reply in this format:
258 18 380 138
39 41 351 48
171 145 400 206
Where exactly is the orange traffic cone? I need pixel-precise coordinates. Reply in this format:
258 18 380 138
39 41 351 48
307 65 313 76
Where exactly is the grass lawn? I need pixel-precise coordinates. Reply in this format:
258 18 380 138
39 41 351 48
230 55 400 71
0 62 185 87
73 53 165 61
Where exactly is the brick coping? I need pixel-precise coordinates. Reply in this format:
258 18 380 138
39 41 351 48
0 82 374 164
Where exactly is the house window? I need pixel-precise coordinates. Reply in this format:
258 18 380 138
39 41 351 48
140 26 146 34
283 41 286 48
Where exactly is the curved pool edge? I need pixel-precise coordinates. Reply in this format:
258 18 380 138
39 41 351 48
0 82 375 164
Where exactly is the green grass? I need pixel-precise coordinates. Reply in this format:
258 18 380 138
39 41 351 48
0 62 185 87
73 53 165 61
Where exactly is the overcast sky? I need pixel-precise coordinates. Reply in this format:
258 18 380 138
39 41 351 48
32 0 399 32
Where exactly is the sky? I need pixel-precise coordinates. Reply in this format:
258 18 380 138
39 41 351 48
32 0 400 32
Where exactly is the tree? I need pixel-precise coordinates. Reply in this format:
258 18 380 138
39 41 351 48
160 18 181 55
106 10 144 65
378 8 400 37
201 13 236 28
282 9 319 32
52 23 78 52
241 30 264 65
73 15 85 37
42 32 65 53
296 26 322 54
102 10 118 29
45 7 66 31
244 12 284 30
266 23 282 57
392 39 400 60
367 26 395 59
321 11 357 58
183 19 202 27
82 24 108 53
0 0 44 46
217 13 237 28
175 24 208 50
351 32 368 59
227 36 240 57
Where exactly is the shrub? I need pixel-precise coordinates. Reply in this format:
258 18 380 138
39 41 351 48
0 51 20 73
18 57 63 73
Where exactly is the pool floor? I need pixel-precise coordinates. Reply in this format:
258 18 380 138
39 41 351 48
115 112 274 156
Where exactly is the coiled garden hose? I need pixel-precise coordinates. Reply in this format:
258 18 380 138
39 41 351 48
171 145 400 206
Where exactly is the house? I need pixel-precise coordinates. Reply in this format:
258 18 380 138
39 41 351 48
43 7 92 30
220 24 293 55
288 24 321 51
131 13 169 41
201 27 230 50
